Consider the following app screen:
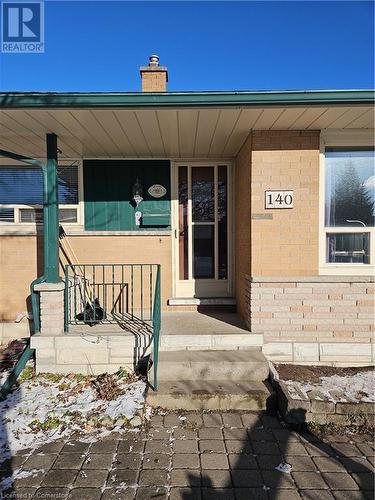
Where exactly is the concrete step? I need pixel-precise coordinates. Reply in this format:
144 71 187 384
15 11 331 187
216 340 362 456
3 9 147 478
160 334 263 351
147 380 275 411
156 350 269 382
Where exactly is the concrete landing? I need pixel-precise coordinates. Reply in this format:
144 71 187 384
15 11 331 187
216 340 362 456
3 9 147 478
147 380 274 410
159 311 262 351
157 350 269 382
161 311 249 335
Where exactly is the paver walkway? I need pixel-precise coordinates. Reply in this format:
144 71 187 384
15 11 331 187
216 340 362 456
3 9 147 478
0 411 373 499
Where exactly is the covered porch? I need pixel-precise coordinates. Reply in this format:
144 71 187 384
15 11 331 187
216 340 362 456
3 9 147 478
0 90 374 393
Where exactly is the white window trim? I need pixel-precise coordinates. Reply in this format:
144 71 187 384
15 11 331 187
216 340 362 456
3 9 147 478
319 130 375 275
0 160 84 233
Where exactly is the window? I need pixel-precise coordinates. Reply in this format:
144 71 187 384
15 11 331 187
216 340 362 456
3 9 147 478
0 164 80 225
323 148 375 268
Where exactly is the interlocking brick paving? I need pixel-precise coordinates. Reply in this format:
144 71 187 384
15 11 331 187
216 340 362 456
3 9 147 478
0 410 373 499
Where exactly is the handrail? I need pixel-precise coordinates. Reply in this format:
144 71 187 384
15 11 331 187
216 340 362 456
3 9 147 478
151 265 161 390
30 275 46 334
0 340 35 401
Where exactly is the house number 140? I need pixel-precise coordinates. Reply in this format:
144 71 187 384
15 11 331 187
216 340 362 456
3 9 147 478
265 190 294 209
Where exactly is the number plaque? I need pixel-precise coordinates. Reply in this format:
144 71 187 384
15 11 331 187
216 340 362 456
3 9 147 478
265 190 294 209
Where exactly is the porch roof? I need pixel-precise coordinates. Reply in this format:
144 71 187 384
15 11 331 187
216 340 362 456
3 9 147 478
0 89 374 159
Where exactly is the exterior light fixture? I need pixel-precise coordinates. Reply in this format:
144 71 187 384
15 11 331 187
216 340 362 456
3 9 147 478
132 177 143 207
132 178 143 226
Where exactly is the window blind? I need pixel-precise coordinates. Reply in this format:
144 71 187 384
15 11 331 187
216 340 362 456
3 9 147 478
0 166 78 205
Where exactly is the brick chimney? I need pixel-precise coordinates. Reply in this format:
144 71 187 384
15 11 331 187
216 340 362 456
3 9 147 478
140 55 168 92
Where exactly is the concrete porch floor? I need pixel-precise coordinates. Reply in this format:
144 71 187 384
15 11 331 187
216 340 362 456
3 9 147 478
66 311 250 337
161 312 249 335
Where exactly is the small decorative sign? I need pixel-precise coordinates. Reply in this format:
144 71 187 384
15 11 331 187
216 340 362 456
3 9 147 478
265 190 294 209
148 184 167 198
252 213 273 220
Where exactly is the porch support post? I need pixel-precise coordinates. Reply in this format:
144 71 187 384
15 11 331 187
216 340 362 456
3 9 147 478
44 133 60 283
35 133 65 335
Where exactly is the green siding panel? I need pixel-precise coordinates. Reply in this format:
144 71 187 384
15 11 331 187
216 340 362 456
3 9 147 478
83 160 171 231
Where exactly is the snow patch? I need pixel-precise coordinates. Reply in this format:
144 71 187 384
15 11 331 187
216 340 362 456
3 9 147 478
0 373 146 457
285 371 375 403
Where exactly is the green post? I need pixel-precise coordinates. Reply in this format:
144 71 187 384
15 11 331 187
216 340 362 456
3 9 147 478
44 133 60 283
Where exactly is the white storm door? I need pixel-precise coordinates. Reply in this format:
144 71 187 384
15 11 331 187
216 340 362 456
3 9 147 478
173 163 232 298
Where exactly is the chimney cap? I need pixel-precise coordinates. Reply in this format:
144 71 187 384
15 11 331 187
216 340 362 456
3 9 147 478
149 55 159 66
140 54 168 82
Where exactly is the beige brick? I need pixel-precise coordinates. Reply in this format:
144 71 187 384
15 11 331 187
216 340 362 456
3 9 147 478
283 288 313 295
291 306 313 312
261 305 290 312
273 312 303 318
260 318 290 325
259 287 285 295
261 282 295 288
333 331 354 339
357 300 375 307
311 306 330 313
251 311 272 318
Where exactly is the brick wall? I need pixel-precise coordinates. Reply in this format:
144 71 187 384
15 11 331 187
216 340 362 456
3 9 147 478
0 235 41 323
0 234 172 341
251 130 320 276
247 276 374 365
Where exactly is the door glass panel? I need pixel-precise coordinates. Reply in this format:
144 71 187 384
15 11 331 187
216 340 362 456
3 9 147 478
193 225 214 278
218 165 228 279
192 167 214 222
178 166 189 280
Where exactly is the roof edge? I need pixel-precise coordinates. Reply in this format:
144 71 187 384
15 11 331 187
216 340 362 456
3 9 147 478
0 89 374 109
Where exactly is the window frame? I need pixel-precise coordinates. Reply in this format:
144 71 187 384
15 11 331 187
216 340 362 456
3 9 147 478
319 130 375 275
0 160 84 231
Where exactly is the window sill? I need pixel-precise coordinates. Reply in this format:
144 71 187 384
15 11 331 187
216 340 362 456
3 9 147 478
319 265 375 277
0 224 82 236
68 230 172 236
0 226 171 237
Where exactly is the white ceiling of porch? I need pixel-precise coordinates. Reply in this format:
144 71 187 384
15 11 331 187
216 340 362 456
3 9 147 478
0 105 373 159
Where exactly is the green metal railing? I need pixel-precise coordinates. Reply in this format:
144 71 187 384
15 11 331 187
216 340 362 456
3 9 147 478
64 263 162 389
151 265 161 390
64 264 160 327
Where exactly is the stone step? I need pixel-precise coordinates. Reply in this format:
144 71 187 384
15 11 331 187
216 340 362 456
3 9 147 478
160 334 263 351
147 380 275 411
156 350 269 382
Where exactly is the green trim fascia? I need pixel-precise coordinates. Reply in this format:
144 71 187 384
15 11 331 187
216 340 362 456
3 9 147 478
0 90 374 109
